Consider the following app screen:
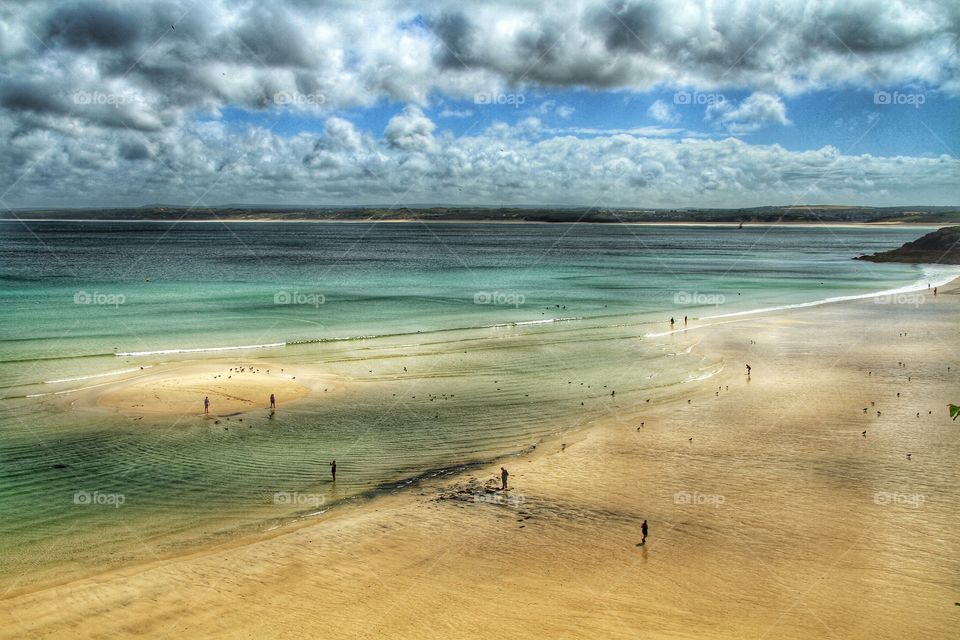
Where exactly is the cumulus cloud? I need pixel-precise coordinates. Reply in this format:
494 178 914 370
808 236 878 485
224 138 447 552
426 0 960 94
648 99 679 124
537 100 576 118
302 116 368 170
2 107 956 208
0 1 955 131
0 0 956 207
706 93 792 133
384 106 437 152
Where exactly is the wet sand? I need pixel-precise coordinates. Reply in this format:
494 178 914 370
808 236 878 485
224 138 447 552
84 362 334 418
2 283 958 639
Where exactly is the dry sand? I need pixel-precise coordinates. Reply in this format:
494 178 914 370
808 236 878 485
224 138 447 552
2 284 958 639
84 362 334 418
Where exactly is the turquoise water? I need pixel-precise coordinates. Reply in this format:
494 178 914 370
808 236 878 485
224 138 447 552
0 222 949 386
0 221 955 590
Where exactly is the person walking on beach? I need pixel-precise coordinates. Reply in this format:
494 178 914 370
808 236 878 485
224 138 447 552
269 393 276 410
641 519 648 544
204 396 210 414
670 317 675 329
500 466 509 490
330 460 337 481
745 364 751 376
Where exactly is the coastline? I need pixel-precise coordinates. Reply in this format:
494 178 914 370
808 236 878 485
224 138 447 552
12 266 956 389
2 280 958 638
647 266 960 335
2 217 949 228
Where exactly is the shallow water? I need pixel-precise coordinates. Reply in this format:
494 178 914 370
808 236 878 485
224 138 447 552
0 221 955 590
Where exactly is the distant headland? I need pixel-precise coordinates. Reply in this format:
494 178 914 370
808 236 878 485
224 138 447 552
856 225 960 264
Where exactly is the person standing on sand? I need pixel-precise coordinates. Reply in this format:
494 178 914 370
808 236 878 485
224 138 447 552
204 396 210 414
670 317 675 329
501 467 509 490
270 393 276 410
330 460 337 481
745 364 751 376
641 519 648 544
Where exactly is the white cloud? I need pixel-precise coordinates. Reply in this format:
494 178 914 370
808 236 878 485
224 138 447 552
439 108 474 118
706 93 792 133
647 99 678 124
537 100 575 118
0 1 956 207
547 126 683 137
3 107 956 208
3 0 954 137
384 105 437 151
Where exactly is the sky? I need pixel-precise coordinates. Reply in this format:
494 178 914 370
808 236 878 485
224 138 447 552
0 0 958 209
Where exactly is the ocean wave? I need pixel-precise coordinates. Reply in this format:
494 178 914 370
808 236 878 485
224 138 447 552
644 266 960 338
111 318 586 358
44 366 152 384
703 266 960 321
486 317 582 328
115 342 286 357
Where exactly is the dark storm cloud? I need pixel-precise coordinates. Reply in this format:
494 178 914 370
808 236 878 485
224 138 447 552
2 0 956 130
429 12 478 70
0 81 69 115
119 140 152 160
810 4 940 54
589 0 664 53
230 5 316 67
43 1 146 50
427 0 959 91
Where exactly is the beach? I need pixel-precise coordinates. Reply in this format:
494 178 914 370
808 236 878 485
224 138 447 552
2 280 956 639
3 0 958 635
86 362 334 418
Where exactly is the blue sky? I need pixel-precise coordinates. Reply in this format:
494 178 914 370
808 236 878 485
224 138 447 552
217 86 958 158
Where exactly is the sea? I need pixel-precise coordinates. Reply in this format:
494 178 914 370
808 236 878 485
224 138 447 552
0 220 956 591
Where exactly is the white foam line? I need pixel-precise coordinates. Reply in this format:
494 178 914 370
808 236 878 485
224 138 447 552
645 267 960 338
28 382 105 397
489 317 581 328
115 342 286 357
512 317 579 326
44 366 152 384
108 319 583 358
686 368 721 383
